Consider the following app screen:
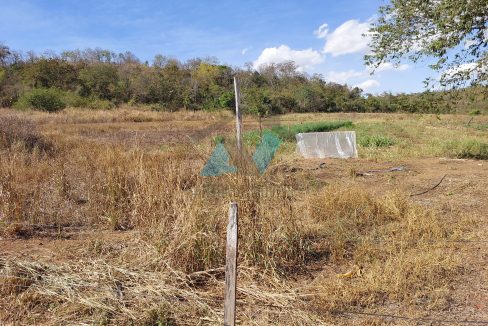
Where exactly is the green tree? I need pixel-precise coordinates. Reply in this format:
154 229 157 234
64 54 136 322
22 58 79 90
243 87 272 135
366 0 487 88
79 64 119 100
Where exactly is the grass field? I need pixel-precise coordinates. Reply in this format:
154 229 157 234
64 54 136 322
1 108 487 325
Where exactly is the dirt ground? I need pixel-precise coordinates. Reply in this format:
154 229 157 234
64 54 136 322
298 157 488 324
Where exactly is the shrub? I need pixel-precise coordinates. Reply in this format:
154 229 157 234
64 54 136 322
469 109 481 116
359 135 396 147
86 98 115 110
14 88 66 112
62 91 90 108
0 116 54 153
218 91 234 109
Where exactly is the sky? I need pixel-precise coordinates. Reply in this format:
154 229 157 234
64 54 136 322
0 0 437 94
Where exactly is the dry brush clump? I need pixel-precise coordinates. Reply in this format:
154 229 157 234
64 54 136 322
0 115 54 154
0 246 327 325
304 185 462 312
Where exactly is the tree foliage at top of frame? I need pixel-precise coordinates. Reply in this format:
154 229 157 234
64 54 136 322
366 0 487 88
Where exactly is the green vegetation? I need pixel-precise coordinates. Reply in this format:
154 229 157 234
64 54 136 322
442 139 488 160
14 88 66 112
469 109 482 116
85 98 115 110
212 135 225 145
358 135 396 148
243 120 353 145
0 43 486 114
243 130 262 146
270 121 354 141
367 0 487 88
472 124 488 131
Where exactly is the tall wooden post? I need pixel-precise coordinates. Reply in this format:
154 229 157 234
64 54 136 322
224 202 238 326
233 76 243 153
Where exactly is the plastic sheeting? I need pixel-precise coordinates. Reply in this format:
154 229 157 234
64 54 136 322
296 131 358 159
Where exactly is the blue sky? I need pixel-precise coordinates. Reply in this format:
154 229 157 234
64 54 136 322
0 0 435 93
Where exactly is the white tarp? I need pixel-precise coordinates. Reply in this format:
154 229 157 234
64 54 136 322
296 131 358 159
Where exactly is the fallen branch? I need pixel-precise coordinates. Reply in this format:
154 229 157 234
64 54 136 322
410 174 447 196
356 166 406 176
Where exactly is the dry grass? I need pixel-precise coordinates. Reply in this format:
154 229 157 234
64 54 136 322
0 107 233 125
0 108 484 325
0 115 54 154
0 253 321 325
305 186 461 311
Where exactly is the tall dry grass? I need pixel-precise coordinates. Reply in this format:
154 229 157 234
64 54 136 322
305 186 461 312
0 110 471 325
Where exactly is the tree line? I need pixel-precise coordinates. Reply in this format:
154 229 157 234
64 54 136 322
0 44 486 114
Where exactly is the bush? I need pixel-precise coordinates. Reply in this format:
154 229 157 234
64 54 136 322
0 116 54 153
359 135 396 147
14 88 66 112
218 91 234 109
86 98 115 110
62 91 90 108
469 109 482 116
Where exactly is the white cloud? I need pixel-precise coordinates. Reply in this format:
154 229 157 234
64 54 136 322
369 62 410 73
313 23 329 39
241 47 249 55
319 19 372 56
355 79 380 91
325 70 363 83
253 45 324 71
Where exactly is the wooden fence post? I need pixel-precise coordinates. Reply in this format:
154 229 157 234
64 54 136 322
224 202 238 326
233 77 243 153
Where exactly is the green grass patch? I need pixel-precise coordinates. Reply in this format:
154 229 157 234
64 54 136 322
212 135 225 145
270 120 353 141
358 135 396 148
243 120 353 144
471 124 488 131
243 130 262 146
442 139 488 160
